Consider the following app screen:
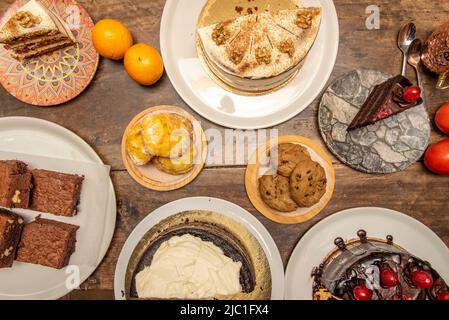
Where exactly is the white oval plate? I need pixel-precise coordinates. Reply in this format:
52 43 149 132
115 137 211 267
114 197 284 300
0 117 116 300
285 207 449 300
160 0 339 129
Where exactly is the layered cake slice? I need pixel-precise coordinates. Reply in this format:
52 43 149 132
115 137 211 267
30 169 84 217
347 75 423 131
0 160 32 209
16 216 79 269
0 0 75 61
0 208 24 268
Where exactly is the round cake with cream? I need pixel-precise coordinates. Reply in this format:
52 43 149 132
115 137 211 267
125 211 271 300
196 0 322 94
135 234 243 299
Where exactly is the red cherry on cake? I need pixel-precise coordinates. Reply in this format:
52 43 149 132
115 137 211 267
381 269 399 287
353 285 373 300
437 292 449 300
412 270 434 288
403 86 421 103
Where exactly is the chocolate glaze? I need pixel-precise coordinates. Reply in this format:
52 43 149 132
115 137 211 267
312 230 449 300
129 225 256 298
347 75 423 131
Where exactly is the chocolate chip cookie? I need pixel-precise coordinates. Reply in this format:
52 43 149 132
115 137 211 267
259 175 298 212
290 159 327 207
276 143 311 177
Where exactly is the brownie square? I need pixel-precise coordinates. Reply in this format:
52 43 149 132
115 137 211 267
0 208 24 268
16 217 79 269
0 160 32 209
31 169 84 216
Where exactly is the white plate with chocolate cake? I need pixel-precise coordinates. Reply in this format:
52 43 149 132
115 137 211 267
160 0 339 129
114 197 284 300
0 117 116 300
284 207 449 300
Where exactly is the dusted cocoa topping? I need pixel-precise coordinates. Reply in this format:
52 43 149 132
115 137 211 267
0 160 32 209
30 169 84 217
279 39 295 57
296 10 314 29
312 230 449 300
16 217 78 269
235 6 244 14
255 46 272 64
13 11 41 28
0 208 24 268
212 23 230 46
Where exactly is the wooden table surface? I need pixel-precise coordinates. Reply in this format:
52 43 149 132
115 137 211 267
0 0 448 300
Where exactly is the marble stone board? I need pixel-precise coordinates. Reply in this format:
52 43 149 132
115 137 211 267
318 69 430 174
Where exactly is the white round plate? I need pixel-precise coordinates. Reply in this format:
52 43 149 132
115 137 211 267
114 197 284 300
0 117 116 300
285 207 449 300
160 0 339 129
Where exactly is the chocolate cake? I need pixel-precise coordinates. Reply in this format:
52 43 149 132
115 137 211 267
312 230 449 300
30 169 84 217
16 216 79 269
0 160 32 209
0 208 24 268
347 75 423 131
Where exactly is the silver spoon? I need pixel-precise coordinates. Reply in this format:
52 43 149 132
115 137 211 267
408 39 423 89
398 23 416 76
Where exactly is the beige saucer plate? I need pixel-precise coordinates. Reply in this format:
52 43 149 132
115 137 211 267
121 105 207 191
245 135 335 224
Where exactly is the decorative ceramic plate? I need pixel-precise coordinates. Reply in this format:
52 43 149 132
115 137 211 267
284 207 449 300
114 197 285 300
0 0 99 106
0 117 116 300
121 105 207 191
160 0 339 129
318 69 431 174
245 135 335 224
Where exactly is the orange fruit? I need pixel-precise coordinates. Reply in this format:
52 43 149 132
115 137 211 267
92 19 133 60
124 43 164 86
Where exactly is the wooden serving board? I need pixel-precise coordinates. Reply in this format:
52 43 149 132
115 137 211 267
245 135 335 224
121 105 207 191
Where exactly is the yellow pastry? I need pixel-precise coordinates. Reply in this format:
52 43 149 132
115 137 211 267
140 113 193 158
126 122 153 166
153 145 195 175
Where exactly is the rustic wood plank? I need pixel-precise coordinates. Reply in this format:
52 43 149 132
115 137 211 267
77 164 449 291
1 0 448 170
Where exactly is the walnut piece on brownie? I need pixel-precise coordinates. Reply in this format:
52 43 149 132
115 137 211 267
16 216 79 269
0 160 32 209
31 169 84 217
0 208 24 268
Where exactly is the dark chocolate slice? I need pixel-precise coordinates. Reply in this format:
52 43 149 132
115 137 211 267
0 208 24 268
16 216 79 269
347 75 423 131
30 169 84 217
0 160 32 209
